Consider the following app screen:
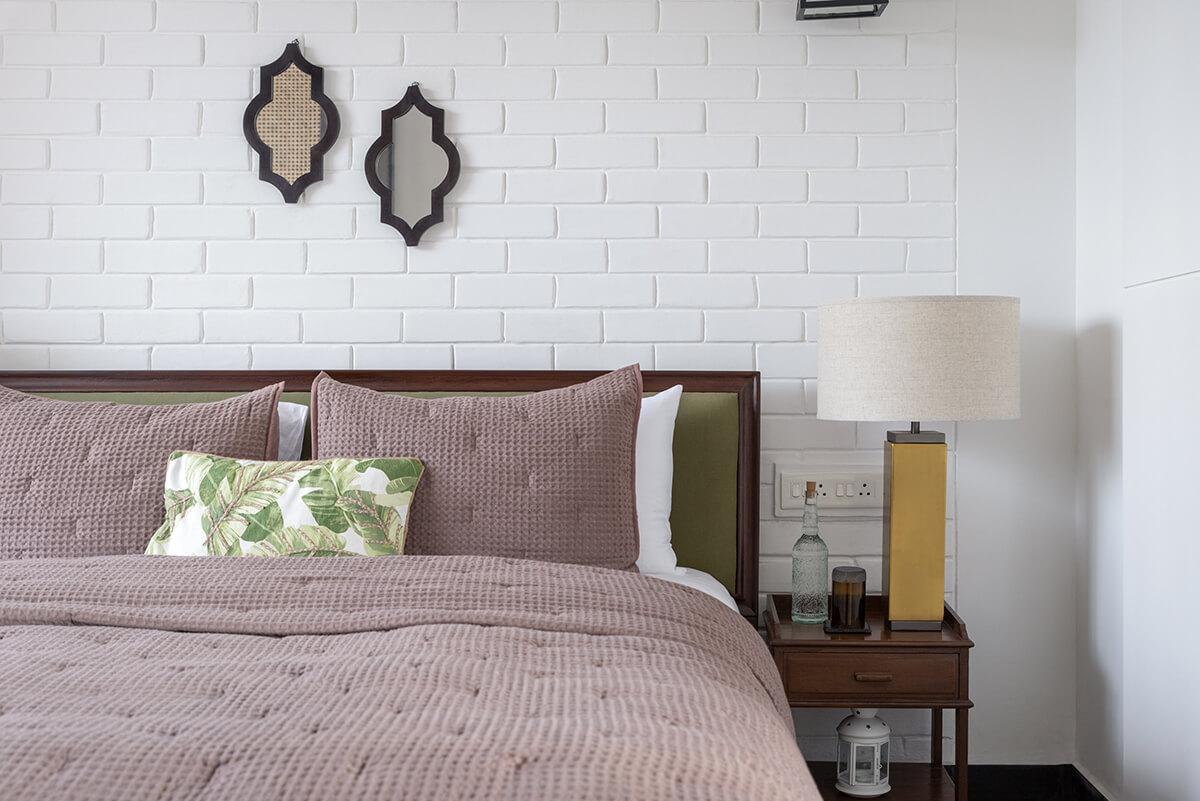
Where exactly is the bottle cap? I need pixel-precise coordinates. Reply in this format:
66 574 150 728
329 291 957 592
805 480 816 499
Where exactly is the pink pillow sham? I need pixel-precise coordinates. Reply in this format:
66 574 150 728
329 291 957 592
0 382 283 559
311 366 643 571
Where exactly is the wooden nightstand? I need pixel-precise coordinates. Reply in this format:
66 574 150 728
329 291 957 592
765 594 973 801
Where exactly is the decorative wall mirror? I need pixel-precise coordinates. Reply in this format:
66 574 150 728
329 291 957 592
364 84 461 246
243 41 340 204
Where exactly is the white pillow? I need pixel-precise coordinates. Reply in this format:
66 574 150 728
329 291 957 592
277 402 309 461
635 385 684 575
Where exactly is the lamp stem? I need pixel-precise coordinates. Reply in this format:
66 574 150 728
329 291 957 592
910 421 921 435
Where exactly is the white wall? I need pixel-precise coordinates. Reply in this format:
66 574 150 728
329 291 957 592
1076 2 1200 799
0 0 1091 768
1123 281 1200 801
1115 2 1200 799
957 0 1078 765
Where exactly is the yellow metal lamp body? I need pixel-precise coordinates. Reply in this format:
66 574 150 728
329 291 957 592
882 434 947 630
817 296 1021 632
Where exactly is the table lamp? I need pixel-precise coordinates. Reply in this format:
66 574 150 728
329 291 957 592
817 296 1020 630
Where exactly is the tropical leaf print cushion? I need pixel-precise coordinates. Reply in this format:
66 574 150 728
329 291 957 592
146 452 424 557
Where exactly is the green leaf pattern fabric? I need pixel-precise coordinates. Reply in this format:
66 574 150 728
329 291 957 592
147 452 424 558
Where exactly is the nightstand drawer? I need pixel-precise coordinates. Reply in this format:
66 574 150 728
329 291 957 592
780 651 958 699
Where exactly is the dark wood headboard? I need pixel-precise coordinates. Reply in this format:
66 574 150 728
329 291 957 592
0 369 761 620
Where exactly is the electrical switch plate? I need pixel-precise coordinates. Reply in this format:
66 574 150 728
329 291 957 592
774 466 884 518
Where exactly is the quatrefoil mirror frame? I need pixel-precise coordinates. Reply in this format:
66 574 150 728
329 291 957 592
243 41 340 204
364 84 461 246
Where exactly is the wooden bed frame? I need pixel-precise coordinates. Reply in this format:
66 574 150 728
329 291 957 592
0 369 762 621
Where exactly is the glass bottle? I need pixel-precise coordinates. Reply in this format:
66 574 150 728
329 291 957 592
791 481 829 623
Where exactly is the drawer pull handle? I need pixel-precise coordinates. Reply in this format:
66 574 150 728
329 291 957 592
854 672 894 683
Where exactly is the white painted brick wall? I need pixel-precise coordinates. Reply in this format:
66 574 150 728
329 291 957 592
558 3 658 34
53 206 151 239
3 208 54 239
106 33 205 66
558 274 653 307
0 101 97 134
0 0 960 750
3 172 101 204
507 35 607 67
156 3 258 34
153 275 251 308
356 3 456 34
0 2 54 32
0 275 49 308
54 1 153 33
105 310 201 343
104 172 203 205
49 274 149 307
203 310 299 343
14 72 58 101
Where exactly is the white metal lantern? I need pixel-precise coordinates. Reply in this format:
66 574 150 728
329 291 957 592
835 708 891 797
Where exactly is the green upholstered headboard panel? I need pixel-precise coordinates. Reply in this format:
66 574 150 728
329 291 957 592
22 369 759 618
666 392 739 590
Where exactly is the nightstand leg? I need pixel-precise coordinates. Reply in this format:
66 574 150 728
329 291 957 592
931 709 940 767
955 707 968 801
931 708 943 766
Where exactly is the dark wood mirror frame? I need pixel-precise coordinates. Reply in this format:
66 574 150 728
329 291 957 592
242 41 340 204
364 84 461 246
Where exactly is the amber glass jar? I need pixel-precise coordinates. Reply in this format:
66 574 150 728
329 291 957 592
829 566 867 631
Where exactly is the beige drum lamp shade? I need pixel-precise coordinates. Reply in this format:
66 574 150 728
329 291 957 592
817 296 1021 423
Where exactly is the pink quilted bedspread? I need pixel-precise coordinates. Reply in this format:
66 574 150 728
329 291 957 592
0 554 817 801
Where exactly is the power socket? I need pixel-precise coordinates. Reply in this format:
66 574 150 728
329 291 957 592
775 468 884 516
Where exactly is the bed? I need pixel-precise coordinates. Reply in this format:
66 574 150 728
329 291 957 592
0 368 819 801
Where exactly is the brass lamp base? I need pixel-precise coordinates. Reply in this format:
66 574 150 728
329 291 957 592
882 428 947 631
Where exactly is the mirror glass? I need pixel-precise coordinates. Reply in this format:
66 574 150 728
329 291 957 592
374 110 448 229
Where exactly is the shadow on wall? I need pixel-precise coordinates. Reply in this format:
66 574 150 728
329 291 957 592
955 319 1077 764
1074 320 1122 799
